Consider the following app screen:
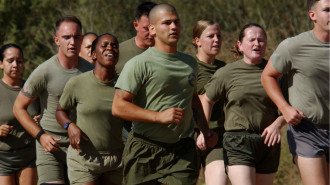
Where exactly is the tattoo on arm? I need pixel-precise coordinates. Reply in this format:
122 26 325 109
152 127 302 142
116 89 126 98
20 88 34 98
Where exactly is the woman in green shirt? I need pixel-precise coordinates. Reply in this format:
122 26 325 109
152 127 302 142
192 19 227 185
200 23 286 185
0 43 39 185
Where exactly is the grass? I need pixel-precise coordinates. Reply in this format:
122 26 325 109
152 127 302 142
197 126 302 185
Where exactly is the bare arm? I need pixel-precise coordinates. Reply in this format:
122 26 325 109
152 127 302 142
199 93 215 123
112 89 184 124
13 88 60 152
261 116 286 147
55 104 87 151
261 60 305 125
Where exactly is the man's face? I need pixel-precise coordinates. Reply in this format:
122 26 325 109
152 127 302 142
309 0 330 33
54 21 82 59
134 15 154 48
79 34 97 64
150 11 181 48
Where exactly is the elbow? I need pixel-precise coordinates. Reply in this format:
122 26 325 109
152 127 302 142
111 102 120 117
13 101 20 118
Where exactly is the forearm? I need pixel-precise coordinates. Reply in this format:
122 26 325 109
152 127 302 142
55 104 72 127
199 94 214 123
192 94 210 134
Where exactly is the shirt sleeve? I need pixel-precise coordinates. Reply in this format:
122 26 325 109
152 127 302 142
270 39 293 74
59 78 77 111
24 66 47 97
205 68 226 102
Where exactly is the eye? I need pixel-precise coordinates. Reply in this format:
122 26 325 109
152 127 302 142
62 36 70 40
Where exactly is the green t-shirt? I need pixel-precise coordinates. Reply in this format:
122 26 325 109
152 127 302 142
205 59 278 132
0 80 39 150
196 58 226 129
115 47 197 143
116 37 146 75
270 30 329 125
24 55 94 133
59 71 123 153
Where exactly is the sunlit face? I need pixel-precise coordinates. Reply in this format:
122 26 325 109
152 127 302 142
309 0 330 33
79 34 97 64
150 11 181 47
195 24 222 57
134 15 155 48
92 35 119 69
54 21 82 59
237 26 267 63
0 47 24 79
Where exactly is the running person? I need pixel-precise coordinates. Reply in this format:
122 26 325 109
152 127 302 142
200 23 286 185
79 32 97 65
261 0 329 184
13 16 94 185
112 3 217 185
56 34 123 185
0 44 40 185
192 20 228 185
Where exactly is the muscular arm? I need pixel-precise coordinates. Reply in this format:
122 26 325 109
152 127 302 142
13 87 60 152
112 89 184 124
261 60 305 125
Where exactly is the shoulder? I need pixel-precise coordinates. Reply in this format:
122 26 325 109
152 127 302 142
78 57 94 70
119 37 135 48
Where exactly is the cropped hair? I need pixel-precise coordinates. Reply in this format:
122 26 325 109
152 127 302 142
307 0 320 10
91 33 118 54
135 2 157 21
83 32 97 37
0 43 23 62
231 23 267 58
55 15 82 33
192 19 219 48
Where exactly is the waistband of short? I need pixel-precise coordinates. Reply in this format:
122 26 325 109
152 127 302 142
132 132 192 148
301 119 329 130
224 130 261 135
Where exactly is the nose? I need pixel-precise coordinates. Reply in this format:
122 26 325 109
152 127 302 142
12 60 18 67
69 36 75 45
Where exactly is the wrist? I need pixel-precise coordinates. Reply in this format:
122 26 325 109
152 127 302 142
36 129 45 141
64 121 72 129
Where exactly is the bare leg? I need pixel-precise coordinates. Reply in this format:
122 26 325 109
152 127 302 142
295 154 329 185
16 167 38 185
227 165 255 185
0 174 16 185
204 160 228 185
256 173 275 185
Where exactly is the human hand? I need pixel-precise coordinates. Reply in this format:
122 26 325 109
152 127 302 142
67 123 88 151
196 132 206 150
281 105 305 126
204 130 218 148
33 115 41 125
261 121 282 147
156 108 185 124
39 134 61 152
0 125 13 137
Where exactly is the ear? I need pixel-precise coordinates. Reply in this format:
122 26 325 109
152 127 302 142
149 24 156 37
194 37 201 47
133 21 139 31
0 61 3 70
308 10 316 22
237 40 243 52
91 51 96 60
54 36 60 47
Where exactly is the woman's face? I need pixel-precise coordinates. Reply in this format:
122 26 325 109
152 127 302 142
237 26 267 63
196 24 221 56
0 47 24 79
93 35 119 68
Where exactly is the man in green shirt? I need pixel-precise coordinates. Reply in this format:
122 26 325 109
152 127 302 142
112 3 217 185
13 16 93 184
261 0 329 184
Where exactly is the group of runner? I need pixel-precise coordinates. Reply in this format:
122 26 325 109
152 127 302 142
0 0 328 185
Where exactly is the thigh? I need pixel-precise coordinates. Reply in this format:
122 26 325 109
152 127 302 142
0 174 15 185
16 167 38 185
256 173 275 185
295 154 329 185
36 141 67 184
227 165 255 185
204 160 228 185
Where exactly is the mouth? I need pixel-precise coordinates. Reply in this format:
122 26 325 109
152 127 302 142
68 48 76 52
212 45 220 49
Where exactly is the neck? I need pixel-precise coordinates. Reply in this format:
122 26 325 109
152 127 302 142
243 57 262 65
313 28 330 42
196 53 216 64
57 53 79 69
2 75 21 87
94 65 116 82
154 42 177 54
135 37 148 49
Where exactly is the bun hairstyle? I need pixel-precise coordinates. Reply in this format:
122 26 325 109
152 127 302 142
231 23 267 59
192 19 219 48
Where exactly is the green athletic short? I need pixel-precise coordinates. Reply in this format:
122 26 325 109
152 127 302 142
193 127 224 167
223 131 280 174
123 132 198 185
0 142 36 176
36 131 69 184
67 146 123 185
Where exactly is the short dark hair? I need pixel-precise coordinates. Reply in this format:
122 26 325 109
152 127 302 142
307 0 320 10
55 15 82 33
135 2 157 21
83 32 97 37
91 33 118 54
0 43 24 61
